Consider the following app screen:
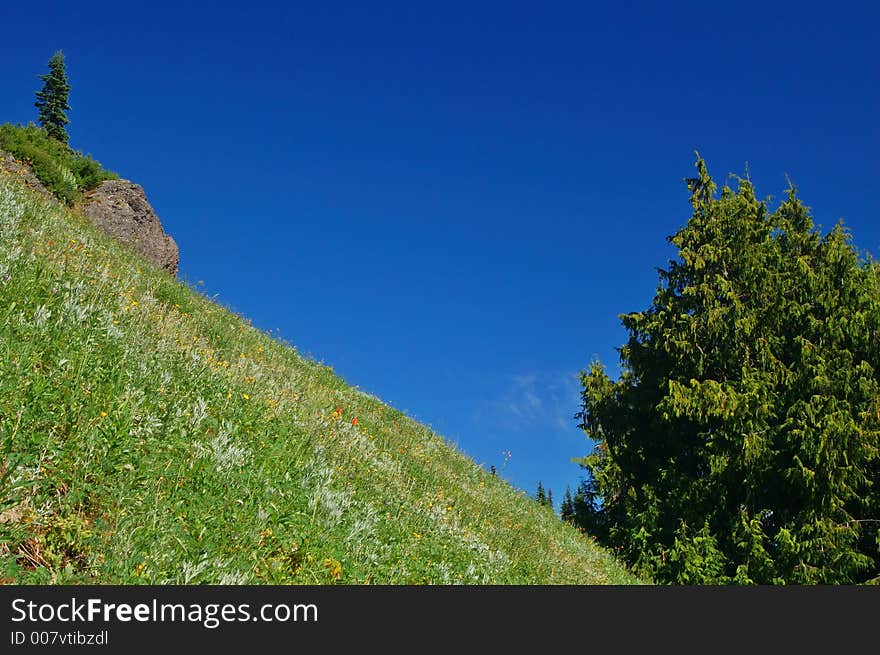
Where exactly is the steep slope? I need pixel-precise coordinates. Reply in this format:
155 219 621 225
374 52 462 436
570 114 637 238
0 174 640 584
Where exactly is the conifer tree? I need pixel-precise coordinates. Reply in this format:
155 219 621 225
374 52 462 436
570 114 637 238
535 481 546 506
34 51 72 145
547 488 554 509
570 479 605 537
577 156 880 584
560 486 575 523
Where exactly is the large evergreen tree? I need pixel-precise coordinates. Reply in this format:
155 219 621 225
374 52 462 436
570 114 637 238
35 51 72 145
576 157 880 584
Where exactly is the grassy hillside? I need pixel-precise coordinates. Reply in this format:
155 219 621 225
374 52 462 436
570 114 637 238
0 170 640 584
0 124 117 204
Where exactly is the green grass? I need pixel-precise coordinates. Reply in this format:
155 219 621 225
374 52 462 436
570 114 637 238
0 123 117 205
0 173 642 584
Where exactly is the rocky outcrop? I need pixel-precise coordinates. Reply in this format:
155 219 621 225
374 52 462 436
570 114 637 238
81 180 179 276
0 150 53 199
1 151 179 276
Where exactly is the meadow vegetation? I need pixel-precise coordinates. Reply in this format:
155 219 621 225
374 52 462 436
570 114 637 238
0 172 640 584
0 123 117 205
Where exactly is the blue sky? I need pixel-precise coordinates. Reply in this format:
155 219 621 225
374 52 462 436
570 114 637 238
2 1 877 503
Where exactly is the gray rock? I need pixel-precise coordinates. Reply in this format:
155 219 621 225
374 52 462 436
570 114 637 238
81 179 179 276
0 150 53 199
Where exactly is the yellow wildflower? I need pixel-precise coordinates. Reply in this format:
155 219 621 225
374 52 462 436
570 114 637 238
323 558 343 581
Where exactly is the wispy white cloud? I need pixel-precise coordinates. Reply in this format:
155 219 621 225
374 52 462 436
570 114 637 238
475 371 582 434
